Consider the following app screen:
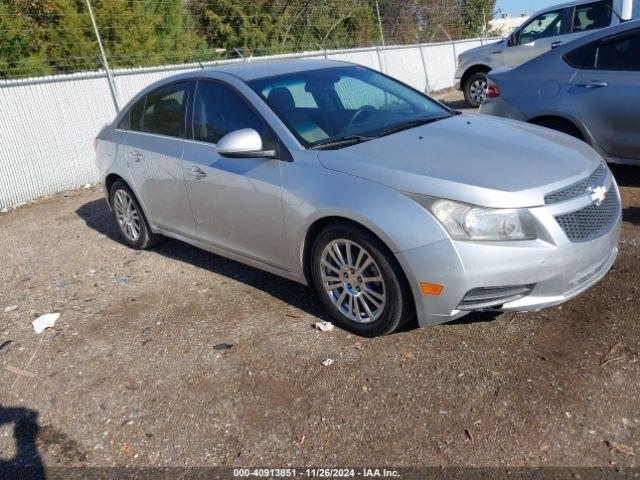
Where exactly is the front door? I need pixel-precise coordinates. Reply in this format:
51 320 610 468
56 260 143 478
569 30 640 161
182 80 290 269
503 8 568 67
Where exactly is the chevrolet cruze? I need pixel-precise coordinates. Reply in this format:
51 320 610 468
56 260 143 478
95 60 621 337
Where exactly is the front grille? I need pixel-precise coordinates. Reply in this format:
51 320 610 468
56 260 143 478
545 163 607 205
457 285 535 311
555 190 619 242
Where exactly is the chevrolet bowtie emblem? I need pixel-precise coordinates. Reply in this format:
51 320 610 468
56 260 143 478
588 185 607 206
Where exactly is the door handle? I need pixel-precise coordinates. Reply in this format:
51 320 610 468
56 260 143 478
491 50 502 55
551 41 562 49
126 150 143 162
576 80 608 89
186 166 207 178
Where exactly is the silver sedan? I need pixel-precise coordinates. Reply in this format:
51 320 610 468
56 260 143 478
95 60 621 336
480 20 640 166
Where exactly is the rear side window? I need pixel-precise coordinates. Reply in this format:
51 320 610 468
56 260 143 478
129 97 145 132
563 42 598 68
142 82 190 137
572 1 613 33
193 81 264 144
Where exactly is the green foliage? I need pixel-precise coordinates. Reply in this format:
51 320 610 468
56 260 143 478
0 0 495 79
460 0 496 36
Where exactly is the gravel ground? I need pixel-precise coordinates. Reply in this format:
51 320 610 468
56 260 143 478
1 135 640 471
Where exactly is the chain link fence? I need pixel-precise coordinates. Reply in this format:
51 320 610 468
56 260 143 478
0 1 498 208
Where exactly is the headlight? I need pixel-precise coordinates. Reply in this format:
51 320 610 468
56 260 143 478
406 194 537 241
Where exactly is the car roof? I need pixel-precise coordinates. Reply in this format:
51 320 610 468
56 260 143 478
201 58 351 81
533 0 608 14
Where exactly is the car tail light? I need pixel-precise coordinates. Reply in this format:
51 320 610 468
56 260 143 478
486 82 500 98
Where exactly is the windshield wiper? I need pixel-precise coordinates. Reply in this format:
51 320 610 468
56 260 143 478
312 135 376 150
378 116 449 137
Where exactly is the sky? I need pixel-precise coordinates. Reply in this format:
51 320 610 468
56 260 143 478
494 0 564 17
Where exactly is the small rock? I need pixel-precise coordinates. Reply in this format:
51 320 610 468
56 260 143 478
0 207 8 213
53 279 70 288
322 358 334 367
83 183 92 189
213 343 233 351
89 269 97 275
314 321 334 332
4 306 18 313
115 277 128 286
606 440 634 456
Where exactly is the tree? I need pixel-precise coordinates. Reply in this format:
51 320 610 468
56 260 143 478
460 0 496 37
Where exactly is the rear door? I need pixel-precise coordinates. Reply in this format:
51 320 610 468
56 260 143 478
124 81 197 235
568 29 640 161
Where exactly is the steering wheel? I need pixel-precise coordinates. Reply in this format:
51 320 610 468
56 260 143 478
345 105 376 128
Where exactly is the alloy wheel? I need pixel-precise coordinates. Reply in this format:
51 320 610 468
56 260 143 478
469 78 488 104
320 239 386 324
113 189 141 242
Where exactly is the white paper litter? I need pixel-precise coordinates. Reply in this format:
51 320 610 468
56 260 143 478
4 306 18 313
322 358 334 367
32 313 60 334
314 321 334 332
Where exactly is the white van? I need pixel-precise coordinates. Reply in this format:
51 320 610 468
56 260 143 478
455 0 634 107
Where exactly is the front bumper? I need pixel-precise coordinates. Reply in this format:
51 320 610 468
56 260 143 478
396 179 621 327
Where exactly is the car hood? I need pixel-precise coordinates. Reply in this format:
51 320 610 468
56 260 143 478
317 114 603 209
459 41 502 59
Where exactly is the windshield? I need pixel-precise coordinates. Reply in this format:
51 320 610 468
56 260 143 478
248 65 452 149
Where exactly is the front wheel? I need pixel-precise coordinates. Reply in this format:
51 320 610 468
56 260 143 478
310 222 414 337
463 71 489 108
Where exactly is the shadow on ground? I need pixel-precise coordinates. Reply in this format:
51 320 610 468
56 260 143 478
0 406 45 480
623 207 640 226
75 199 330 322
610 164 640 188
76 198 508 334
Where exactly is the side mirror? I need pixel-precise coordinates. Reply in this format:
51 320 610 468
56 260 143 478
217 128 276 159
507 32 518 47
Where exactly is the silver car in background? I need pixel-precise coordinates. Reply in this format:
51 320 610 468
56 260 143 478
95 60 621 337
455 0 634 107
480 20 640 165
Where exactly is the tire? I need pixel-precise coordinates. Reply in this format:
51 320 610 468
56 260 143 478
463 71 489 108
109 180 160 250
310 221 414 337
531 118 584 141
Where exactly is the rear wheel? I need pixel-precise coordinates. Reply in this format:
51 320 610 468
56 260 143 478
310 222 413 337
109 180 160 250
463 71 489 108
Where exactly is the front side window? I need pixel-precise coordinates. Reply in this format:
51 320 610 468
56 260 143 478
519 9 565 44
142 82 189 137
596 32 640 70
249 65 450 148
564 30 640 70
572 1 613 33
192 81 264 144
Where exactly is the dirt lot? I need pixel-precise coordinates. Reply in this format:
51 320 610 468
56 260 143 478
1 140 640 472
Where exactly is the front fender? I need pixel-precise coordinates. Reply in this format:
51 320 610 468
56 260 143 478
280 152 450 278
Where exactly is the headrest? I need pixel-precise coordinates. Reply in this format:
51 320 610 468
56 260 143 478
268 87 295 113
